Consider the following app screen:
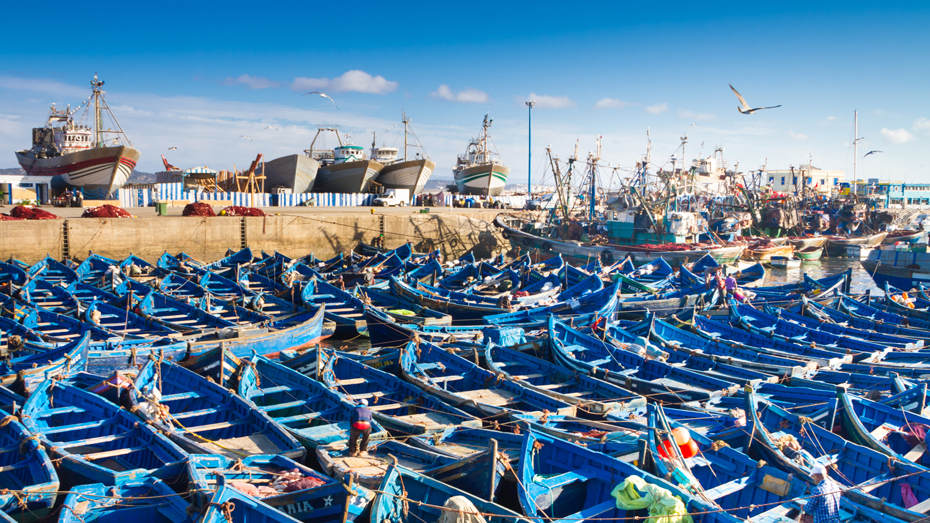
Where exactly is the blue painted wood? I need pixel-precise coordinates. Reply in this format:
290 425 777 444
58 477 195 523
21 378 188 486
129 357 305 460
0 406 58 520
187 454 373 523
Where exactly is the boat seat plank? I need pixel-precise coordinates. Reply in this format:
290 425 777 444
84 446 147 460
908 497 930 515
160 391 205 402
429 376 464 384
346 391 385 400
905 443 927 462
455 388 517 406
369 401 415 412
335 378 369 386
182 419 250 433
512 374 545 380
870 423 896 440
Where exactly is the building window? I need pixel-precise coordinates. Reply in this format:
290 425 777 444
793 177 797 185
769 177 774 184
834 178 839 185
781 177 785 185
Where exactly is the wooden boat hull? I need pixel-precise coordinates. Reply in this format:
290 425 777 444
742 245 793 262
787 236 827 250
376 158 435 195
826 232 888 256
795 246 823 260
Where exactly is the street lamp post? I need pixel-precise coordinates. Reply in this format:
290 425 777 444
526 101 535 198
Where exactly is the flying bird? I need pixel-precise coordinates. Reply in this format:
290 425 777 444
863 150 883 157
240 135 252 142
304 91 339 110
263 126 279 131
167 146 177 150
729 84 781 114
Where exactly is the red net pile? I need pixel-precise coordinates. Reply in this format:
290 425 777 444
81 205 133 218
182 202 217 217
8 206 59 220
221 206 265 217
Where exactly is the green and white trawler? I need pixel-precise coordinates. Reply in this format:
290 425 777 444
452 113 510 196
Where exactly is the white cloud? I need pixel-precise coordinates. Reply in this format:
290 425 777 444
0 76 89 99
789 130 808 140
291 70 398 94
431 84 488 103
914 117 930 132
224 74 280 89
826 116 836 121
645 103 668 115
678 109 715 121
527 93 575 109
595 98 629 109
880 128 916 144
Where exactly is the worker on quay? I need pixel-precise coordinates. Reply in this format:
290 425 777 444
800 463 841 523
349 399 372 457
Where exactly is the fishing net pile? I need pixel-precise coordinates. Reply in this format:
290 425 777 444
181 202 217 217
219 206 266 217
82 204 133 218
8 206 59 220
229 469 326 498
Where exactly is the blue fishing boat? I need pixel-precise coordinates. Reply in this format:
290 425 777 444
355 285 451 326
302 278 368 336
762 302 921 349
0 332 90 391
238 354 387 449
27 255 78 285
317 439 468 489
747 389 930 523
187 454 373 523
484 342 646 418
129 357 305 459
74 253 122 287
518 429 739 523
801 297 930 340
81 298 180 338
640 404 809 521
837 390 930 464
548 317 738 403
0 259 28 286
0 406 58 521
199 474 306 523
16 277 79 313
484 280 621 327
371 464 529 523
318 348 481 435
400 340 577 420
839 294 930 330
58 477 195 523
0 294 118 342
21 378 188 486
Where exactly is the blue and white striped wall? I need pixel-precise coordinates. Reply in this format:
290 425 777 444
118 184 529 209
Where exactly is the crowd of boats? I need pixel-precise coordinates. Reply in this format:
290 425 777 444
2 238 930 523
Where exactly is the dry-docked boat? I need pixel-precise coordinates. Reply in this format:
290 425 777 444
452 114 510 196
371 113 435 195
883 229 925 244
825 231 887 256
495 214 745 266
15 74 139 196
306 127 383 193
260 153 320 193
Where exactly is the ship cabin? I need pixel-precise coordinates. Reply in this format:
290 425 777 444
370 145 398 165
334 144 366 163
53 127 93 154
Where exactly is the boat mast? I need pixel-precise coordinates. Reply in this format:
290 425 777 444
402 111 409 161
92 74 104 147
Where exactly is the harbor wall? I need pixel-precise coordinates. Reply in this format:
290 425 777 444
1 211 510 264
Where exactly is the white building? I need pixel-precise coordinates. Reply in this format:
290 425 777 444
765 165 843 195
0 172 52 204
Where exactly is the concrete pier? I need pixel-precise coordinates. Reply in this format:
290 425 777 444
0 207 510 263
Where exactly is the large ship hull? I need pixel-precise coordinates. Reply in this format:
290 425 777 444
454 163 509 196
376 159 435 195
262 154 320 193
15 146 139 195
314 160 383 193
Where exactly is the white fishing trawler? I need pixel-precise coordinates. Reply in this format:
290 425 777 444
306 128 383 193
15 74 140 197
452 114 510 196
371 112 435 195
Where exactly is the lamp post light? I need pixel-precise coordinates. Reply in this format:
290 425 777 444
526 100 535 197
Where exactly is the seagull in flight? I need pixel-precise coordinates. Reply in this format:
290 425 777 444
729 84 781 114
863 150 883 157
263 126 279 131
240 135 252 142
167 146 177 150
304 91 339 110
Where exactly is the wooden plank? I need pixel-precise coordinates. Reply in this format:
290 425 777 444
905 442 927 462
870 424 895 441
335 378 369 386
908 496 930 514
512 374 545 380
369 402 415 412
430 376 464 383
84 446 145 460
184 419 248 433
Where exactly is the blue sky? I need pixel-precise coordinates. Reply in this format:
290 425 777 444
1 1 928 187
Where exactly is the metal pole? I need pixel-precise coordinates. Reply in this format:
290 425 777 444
526 101 535 197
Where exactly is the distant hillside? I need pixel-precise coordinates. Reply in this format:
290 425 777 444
423 178 454 190
0 168 25 175
128 170 156 184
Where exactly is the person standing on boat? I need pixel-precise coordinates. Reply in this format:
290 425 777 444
801 464 841 523
349 399 372 457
